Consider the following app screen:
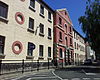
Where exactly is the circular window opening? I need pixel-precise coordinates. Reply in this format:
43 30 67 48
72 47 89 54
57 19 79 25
15 12 25 25
12 41 23 54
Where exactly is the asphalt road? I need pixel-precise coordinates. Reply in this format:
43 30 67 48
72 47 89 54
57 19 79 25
4 66 100 80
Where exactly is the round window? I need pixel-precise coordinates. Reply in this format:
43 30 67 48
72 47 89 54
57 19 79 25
15 12 25 24
12 41 23 54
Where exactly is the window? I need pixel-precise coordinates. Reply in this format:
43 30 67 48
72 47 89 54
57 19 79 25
70 38 72 46
27 42 35 56
48 47 51 57
59 32 62 40
65 37 68 46
48 28 51 38
0 1 8 19
0 36 5 55
65 24 67 33
71 51 73 58
30 0 35 8
29 17 34 30
39 45 43 57
48 11 51 20
39 23 44 35
59 48 62 58
59 17 62 25
69 26 72 33
74 42 76 49
40 5 44 15
77 43 78 50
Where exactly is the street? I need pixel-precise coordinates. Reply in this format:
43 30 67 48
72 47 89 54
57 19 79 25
3 66 99 80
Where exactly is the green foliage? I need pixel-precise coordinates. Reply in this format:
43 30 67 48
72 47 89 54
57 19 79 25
78 0 100 58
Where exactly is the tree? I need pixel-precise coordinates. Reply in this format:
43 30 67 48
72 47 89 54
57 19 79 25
78 0 100 60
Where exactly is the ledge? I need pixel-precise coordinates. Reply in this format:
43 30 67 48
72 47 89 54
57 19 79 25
48 19 52 23
39 13 45 18
59 39 63 42
48 36 52 40
26 56 34 59
0 16 8 24
39 33 44 37
27 28 34 33
38 56 44 60
29 6 36 12
47 57 52 60
0 54 5 59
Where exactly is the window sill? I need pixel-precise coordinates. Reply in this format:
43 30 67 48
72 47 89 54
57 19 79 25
48 19 52 23
39 33 44 37
0 54 5 59
0 16 8 23
38 56 44 60
59 57 63 60
59 39 63 42
26 56 34 59
59 24 62 27
27 28 34 33
29 6 36 12
39 13 45 18
48 36 52 40
47 57 52 60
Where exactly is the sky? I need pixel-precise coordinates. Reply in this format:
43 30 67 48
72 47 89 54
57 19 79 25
43 0 87 37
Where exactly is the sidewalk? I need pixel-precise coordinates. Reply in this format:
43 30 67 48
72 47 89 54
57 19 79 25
0 69 54 80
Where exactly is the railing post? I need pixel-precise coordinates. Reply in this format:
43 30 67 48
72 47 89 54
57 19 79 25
22 59 24 73
37 59 39 71
0 60 2 75
48 58 49 69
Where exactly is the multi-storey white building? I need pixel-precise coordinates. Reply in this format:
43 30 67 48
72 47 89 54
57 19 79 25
0 0 54 61
73 28 85 64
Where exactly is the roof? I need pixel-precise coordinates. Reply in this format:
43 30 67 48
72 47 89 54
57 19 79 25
73 28 85 39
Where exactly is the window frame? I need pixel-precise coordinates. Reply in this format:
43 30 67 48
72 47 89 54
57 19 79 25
48 47 51 57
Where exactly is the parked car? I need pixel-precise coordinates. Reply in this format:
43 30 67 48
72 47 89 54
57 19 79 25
84 59 92 65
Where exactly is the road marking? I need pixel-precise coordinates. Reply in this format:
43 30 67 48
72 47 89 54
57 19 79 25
26 78 32 80
27 76 57 79
83 78 90 80
94 78 100 80
52 70 63 80
86 73 96 75
71 78 80 80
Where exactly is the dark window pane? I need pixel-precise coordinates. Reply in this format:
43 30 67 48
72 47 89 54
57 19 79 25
27 42 34 56
48 28 51 37
48 11 51 20
39 45 43 56
0 36 5 54
0 2 8 18
30 0 35 8
59 17 62 25
59 48 62 58
48 47 51 57
40 5 44 15
29 18 34 29
40 23 44 34
59 32 62 40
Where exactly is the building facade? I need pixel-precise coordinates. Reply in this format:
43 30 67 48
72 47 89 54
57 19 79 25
73 28 85 64
85 41 95 60
53 9 74 65
0 0 54 61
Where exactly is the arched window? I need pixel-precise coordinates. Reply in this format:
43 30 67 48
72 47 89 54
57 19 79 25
65 24 67 33
65 37 68 46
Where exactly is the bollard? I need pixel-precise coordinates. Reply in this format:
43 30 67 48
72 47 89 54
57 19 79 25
0 60 2 75
22 59 24 73
37 59 39 71
48 58 49 69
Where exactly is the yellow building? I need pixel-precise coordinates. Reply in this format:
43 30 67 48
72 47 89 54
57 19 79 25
0 0 54 61
73 28 85 65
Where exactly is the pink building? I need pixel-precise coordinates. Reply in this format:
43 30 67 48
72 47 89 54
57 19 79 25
53 9 74 65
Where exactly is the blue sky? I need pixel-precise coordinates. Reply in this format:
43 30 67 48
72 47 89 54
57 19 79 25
44 0 87 37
